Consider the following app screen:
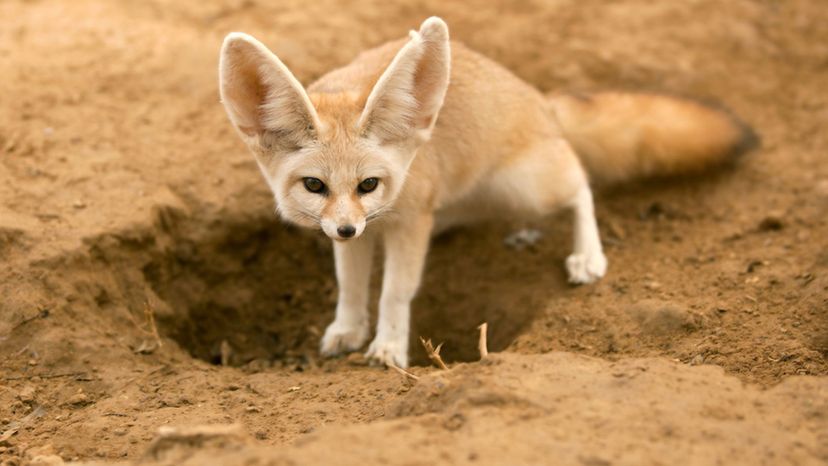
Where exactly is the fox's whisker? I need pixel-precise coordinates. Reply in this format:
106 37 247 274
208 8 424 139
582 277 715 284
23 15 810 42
366 205 396 223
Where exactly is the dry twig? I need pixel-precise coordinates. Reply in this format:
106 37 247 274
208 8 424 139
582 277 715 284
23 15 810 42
127 302 164 350
0 405 45 444
10 309 50 332
144 302 163 348
220 340 232 366
477 322 489 359
387 362 419 381
3 371 90 381
420 337 448 370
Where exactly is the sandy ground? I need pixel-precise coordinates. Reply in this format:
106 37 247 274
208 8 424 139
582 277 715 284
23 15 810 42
1 0 827 465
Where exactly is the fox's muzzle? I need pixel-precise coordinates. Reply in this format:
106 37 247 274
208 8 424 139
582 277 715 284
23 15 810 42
321 217 366 241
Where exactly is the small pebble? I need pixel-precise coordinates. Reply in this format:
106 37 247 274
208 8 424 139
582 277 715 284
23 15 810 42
17 385 35 403
67 393 89 406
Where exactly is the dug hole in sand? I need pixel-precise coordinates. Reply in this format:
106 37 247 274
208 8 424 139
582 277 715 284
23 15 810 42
1 1 827 465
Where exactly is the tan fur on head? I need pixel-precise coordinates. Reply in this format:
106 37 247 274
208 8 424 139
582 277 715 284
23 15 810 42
217 19 451 240
549 91 759 185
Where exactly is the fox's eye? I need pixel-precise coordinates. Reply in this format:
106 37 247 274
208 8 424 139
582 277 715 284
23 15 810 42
357 177 379 194
303 177 326 194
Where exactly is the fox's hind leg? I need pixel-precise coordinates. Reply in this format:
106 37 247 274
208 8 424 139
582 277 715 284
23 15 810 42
545 139 607 283
565 184 607 284
489 137 607 283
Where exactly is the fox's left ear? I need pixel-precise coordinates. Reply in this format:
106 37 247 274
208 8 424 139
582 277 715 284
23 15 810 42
219 33 320 148
359 17 451 146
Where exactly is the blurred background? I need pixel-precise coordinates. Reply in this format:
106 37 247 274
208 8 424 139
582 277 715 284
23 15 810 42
0 1 826 464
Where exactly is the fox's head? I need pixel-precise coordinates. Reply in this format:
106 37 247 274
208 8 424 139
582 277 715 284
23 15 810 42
219 18 450 240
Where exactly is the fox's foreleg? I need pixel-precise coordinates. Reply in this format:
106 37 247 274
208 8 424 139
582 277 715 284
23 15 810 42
365 212 434 368
320 234 375 356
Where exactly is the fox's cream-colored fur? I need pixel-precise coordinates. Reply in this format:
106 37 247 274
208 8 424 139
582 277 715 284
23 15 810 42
219 18 756 367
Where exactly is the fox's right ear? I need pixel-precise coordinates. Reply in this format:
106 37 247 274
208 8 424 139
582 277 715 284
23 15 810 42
219 33 320 147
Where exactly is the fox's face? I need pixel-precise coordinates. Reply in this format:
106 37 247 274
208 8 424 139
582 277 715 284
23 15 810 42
254 119 412 240
219 26 449 240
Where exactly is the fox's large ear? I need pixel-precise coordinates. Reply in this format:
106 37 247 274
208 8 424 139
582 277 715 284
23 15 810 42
219 33 320 147
358 17 451 145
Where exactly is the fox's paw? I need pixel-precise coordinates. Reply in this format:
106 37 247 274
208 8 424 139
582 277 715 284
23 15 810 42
320 320 369 357
365 336 408 368
566 251 607 284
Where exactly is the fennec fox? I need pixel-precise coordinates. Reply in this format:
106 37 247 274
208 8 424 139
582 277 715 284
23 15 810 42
219 18 756 367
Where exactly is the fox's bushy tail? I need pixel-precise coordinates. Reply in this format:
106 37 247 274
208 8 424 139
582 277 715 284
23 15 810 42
549 91 758 185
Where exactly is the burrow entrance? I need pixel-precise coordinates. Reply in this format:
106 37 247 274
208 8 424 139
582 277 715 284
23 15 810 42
135 205 554 368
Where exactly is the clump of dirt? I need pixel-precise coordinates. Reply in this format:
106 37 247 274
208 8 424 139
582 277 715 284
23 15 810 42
0 0 827 464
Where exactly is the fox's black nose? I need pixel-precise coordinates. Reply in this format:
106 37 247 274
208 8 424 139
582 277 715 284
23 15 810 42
337 225 356 238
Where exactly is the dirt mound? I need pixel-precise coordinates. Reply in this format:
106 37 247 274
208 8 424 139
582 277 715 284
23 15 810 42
1 0 827 464
81 354 828 466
